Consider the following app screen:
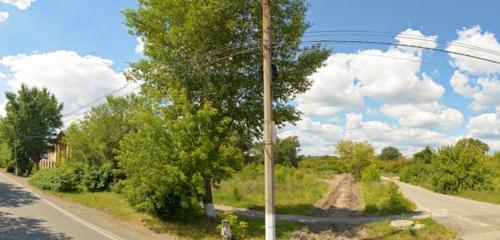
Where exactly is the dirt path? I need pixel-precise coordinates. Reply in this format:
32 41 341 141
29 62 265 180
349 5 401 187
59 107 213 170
315 174 362 217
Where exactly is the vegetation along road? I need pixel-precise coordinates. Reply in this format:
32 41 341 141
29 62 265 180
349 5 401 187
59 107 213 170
395 180 500 240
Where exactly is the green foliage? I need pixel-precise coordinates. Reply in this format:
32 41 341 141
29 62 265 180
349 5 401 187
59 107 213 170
431 141 492 193
362 181 416 215
413 146 434 164
117 93 243 221
64 96 133 192
214 164 328 215
251 136 301 167
379 146 401 161
336 140 376 179
217 212 248 239
4 84 63 174
82 162 116 192
361 164 381 183
299 156 347 179
400 160 431 186
66 96 131 167
124 0 329 139
30 164 84 192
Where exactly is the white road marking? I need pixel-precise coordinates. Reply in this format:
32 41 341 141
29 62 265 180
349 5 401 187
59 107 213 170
1 173 124 240
416 204 442 217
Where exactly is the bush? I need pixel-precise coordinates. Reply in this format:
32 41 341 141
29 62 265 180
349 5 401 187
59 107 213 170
336 140 376 180
361 164 381 183
431 142 492 193
362 182 415 215
83 162 115 192
30 164 84 192
217 212 248 239
399 160 431 186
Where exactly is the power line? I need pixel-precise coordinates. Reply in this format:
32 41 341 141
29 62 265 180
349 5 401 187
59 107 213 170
304 30 500 57
301 39 500 65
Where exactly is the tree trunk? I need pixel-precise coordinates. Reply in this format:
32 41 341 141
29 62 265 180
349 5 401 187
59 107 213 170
203 178 216 218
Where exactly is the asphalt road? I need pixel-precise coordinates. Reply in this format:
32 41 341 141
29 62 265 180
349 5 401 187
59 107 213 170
396 181 500 240
0 172 122 240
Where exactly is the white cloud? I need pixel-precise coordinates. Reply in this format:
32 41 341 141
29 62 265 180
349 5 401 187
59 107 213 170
135 37 144 54
395 28 438 53
0 50 139 124
0 0 34 10
280 113 461 156
467 107 500 139
450 71 500 110
446 26 500 74
279 117 344 156
380 102 464 129
297 28 444 118
0 11 9 22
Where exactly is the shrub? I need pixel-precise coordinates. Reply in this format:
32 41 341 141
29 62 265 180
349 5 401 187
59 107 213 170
399 160 431 185
431 142 492 193
30 164 83 192
362 182 415 215
217 212 248 239
361 164 381 183
83 162 115 192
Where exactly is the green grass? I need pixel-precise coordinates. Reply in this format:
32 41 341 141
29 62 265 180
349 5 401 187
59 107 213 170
35 183 455 239
213 164 328 215
299 156 346 179
38 189 304 239
365 218 456 240
361 181 416 216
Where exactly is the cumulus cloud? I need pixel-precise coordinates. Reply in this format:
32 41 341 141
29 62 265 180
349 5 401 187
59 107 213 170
380 102 463 129
135 37 144 54
450 71 500 110
0 11 9 22
446 26 500 74
395 28 438 53
280 113 460 156
0 0 35 10
0 50 139 124
297 28 444 119
467 107 500 139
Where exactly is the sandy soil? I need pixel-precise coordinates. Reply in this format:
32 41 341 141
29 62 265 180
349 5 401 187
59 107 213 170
314 174 362 217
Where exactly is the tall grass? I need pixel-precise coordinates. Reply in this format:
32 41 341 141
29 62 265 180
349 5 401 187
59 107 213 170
361 180 416 216
213 164 328 215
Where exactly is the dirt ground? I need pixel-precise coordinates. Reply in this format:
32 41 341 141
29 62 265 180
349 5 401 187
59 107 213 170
314 174 362 217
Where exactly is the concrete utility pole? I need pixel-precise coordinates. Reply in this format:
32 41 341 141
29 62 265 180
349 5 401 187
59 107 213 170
262 0 275 239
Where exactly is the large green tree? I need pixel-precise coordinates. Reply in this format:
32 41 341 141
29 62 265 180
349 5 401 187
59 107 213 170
123 0 329 217
4 84 63 174
379 146 401 161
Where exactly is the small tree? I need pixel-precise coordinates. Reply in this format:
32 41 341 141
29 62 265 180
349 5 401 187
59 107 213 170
250 136 301 167
379 146 401 160
336 140 375 179
4 84 63 174
431 138 492 193
413 146 434 164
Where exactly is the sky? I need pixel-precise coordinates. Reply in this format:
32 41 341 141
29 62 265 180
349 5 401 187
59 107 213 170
0 0 499 156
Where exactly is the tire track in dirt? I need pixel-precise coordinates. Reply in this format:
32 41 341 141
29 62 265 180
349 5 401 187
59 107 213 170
314 174 362 217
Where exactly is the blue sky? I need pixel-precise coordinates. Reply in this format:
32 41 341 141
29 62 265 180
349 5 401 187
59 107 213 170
0 0 499 155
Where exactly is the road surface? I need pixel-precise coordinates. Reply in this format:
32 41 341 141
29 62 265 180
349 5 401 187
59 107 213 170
396 180 500 240
0 172 122 240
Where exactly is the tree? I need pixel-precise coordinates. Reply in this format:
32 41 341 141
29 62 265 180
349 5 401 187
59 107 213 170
65 96 134 191
379 146 401 160
336 140 375 179
123 0 329 217
4 84 63 174
413 146 434 164
251 136 301 167
117 91 243 220
431 138 492 193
